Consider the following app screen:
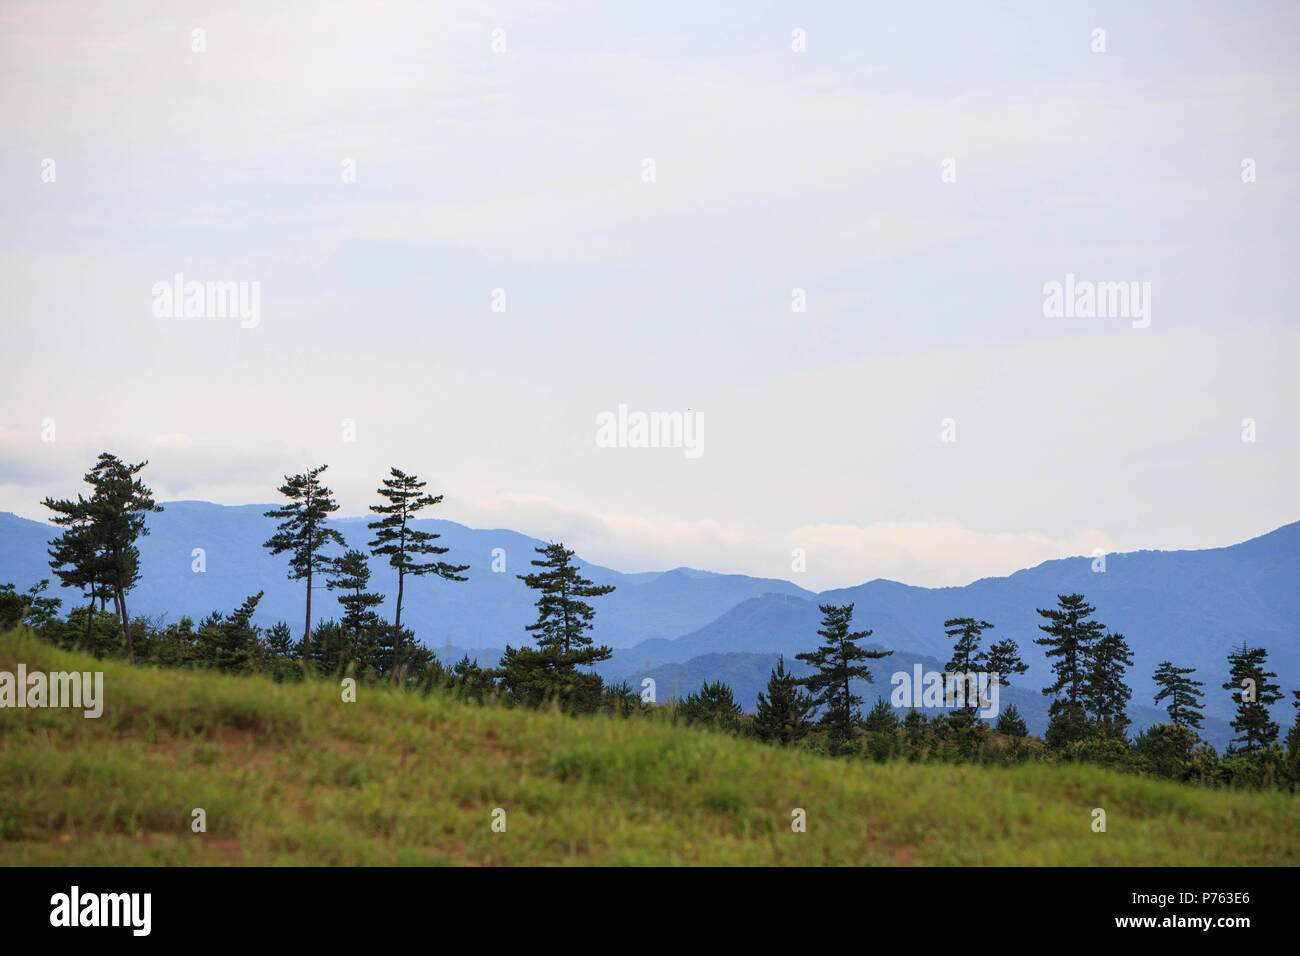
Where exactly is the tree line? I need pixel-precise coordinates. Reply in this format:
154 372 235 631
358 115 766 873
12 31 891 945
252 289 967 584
3 451 1297 793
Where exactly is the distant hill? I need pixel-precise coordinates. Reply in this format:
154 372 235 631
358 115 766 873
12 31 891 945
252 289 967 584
1 503 1295 733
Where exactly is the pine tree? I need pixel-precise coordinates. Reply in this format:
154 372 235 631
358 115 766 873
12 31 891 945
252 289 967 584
448 654 495 703
1083 630 1133 738
42 494 109 652
328 549 385 642
21 580 61 630
1034 593 1105 746
985 637 1029 691
499 542 614 710
263 621 300 682
681 680 743 730
1221 643 1283 753
863 697 900 733
367 468 468 676
943 617 994 714
795 603 892 743
995 704 1028 737
263 465 346 661
44 454 161 662
0 583 27 630
753 656 815 744
197 592 263 673
1152 661 1205 730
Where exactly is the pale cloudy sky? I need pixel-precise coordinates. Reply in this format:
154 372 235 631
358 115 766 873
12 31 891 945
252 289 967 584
1 0 1297 589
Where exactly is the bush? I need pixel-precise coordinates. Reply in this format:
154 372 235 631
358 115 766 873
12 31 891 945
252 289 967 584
1131 722 1199 779
1219 746 1287 791
1058 735 1131 770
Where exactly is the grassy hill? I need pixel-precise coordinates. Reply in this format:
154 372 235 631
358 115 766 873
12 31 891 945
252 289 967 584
1 629 1296 866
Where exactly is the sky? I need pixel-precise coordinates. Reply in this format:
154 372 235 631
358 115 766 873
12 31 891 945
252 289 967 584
1 0 1298 590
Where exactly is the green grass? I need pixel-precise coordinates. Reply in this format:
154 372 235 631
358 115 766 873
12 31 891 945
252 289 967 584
1 629 1296 865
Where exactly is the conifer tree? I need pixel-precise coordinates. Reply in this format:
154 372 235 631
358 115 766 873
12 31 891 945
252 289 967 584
1152 661 1205 730
43 495 109 652
0 582 25 631
1083 630 1133 737
1221 643 1283 752
944 617 994 714
197 592 263 673
499 542 614 710
448 654 495 703
263 621 300 682
681 680 743 730
796 603 892 743
863 696 900 733
263 464 345 660
328 549 385 642
44 453 161 662
995 703 1028 737
1034 593 1105 746
367 468 468 675
753 656 815 744
985 637 1029 691
26 580 61 628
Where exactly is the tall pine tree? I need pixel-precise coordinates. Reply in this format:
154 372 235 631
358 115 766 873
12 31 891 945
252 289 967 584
796 603 892 744
1083 630 1133 738
367 468 468 675
1221 643 1283 753
1152 661 1205 730
1034 593 1105 746
263 464 345 660
985 636 1029 698
44 453 161 663
43 494 109 652
499 542 614 710
943 617 995 714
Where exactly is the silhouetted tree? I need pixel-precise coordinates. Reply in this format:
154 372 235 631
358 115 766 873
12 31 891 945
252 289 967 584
44 454 161 662
995 704 1028 737
368 468 468 675
1084 630 1133 738
985 637 1029 691
43 495 109 651
753 656 814 744
263 464 345 661
1152 661 1205 730
944 617 994 714
796 603 892 744
197 592 263 673
1035 593 1105 747
1222 643 1283 753
498 542 614 710
328 549 385 642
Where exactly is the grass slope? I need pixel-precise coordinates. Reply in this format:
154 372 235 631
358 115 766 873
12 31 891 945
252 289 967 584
1 630 1296 865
